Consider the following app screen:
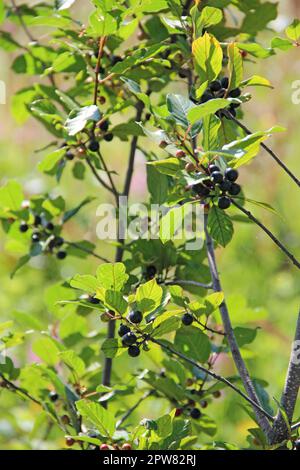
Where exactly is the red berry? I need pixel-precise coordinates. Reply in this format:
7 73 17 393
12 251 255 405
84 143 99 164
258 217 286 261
65 437 75 447
175 408 183 417
100 443 109 450
122 443 132 450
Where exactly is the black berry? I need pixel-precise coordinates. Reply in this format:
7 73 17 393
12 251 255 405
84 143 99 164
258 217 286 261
192 183 210 197
201 91 214 103
31 232 40 243
122 332 137 346
89 140 100 152
99 120 109 132
104 133 114 142
209 80 222 92
228 107 236 117
65 150 74 160
218 196 231 210
221 77 229 89
294 439 300 450
118 324 131 337
88 295 100 304
19 222 29 233
128 345 140 357
229 88 241 98
56 250 67 260
55 236 64 247
146 265 157 278
225 167 238 182
46 222 54 231
34 215 42 226
219 179 231 192
111 55 122 66
211 171 223 184
190 408 201 419
208 164 220 173
182 313 194 326
49 391 59 402
128 310 143 324
215 88 226 98
228 183 241 196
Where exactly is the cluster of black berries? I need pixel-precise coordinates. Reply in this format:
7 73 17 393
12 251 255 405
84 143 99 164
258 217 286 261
19 214 67 260
118 310 144 357
192 164 241 210
201 77 242 118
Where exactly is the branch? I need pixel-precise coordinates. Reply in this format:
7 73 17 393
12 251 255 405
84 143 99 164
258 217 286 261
122 101 144 196
97 150 119 202
224 110 300 188
102 101 145 388
151 338 274 422
0 373 41 406
270 310 300 443
86 157 116 195
231 200 300 271
204 215 273 437
64 241 110 263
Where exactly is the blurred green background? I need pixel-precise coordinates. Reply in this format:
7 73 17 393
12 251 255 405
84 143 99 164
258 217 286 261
0 0 300 449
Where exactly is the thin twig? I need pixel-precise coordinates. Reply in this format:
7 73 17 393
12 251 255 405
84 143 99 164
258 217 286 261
270 310 300 443
151 338 274 422
116 390 155 428
10 0 36 42
224 110 300 188
164 279 213 289
0 373 41 405
231 200 300 271
97 150 119 202
93 37 106 106
64 241 110 263
123 101 144 196
86 157 116 195
204 215 273 437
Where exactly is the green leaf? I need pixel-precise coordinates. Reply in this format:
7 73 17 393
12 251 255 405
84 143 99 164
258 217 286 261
147 165 169 204
187 99 230 124
175 326 211 363
208 206 234 247
192 33 223 84
70 274 99 294
76 400 116 438
0 0 5 25
271 37 293 51
0 180 23 212
63 197 94 223
59 350 85 377
88 9 118 37
38 148 65 174
198 6 223 29
233 327 258 348
166 94 195 128
101 338 121 359
28 15 71 28
241 75 273 88
96 263 128 291
285 19 300 42
103 290 128 314
136 279 163 314
147 158 182 177
66 105 101 136
228 43 243 90
32 337 62 366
